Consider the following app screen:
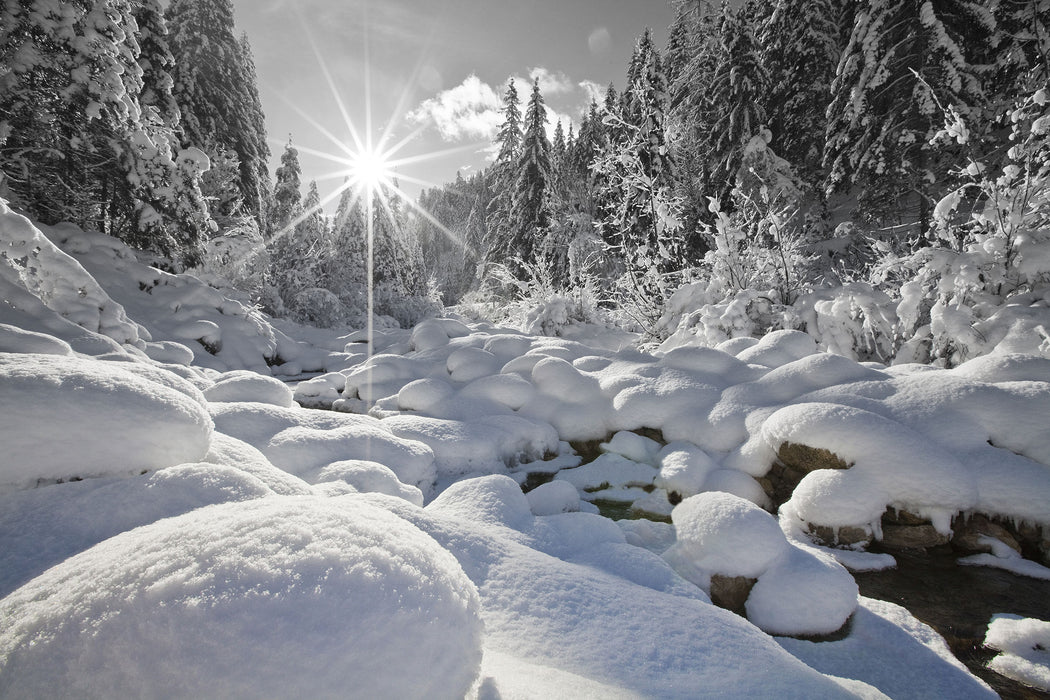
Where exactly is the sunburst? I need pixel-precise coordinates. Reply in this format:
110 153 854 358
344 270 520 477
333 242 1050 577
260 4 489 402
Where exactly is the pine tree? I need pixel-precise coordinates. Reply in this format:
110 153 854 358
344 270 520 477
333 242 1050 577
270 138 302 236
706 3 768 191
165 0 270 228
485 79 524 269
824 0 995 234
508 78 553 279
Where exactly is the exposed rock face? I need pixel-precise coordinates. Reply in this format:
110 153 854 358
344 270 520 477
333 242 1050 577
764 442 853 507
878 511 949 550
952 515 1022 555
805 524 873 549
709 574 757 616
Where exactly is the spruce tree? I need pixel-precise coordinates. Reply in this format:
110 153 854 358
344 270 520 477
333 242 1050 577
270 138 302 236
508 78 553 279
485 79 524 269
824 0 995 234
165 0 270 228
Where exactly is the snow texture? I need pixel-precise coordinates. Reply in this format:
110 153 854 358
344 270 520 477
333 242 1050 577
0 497 483 700
984 614 1050 691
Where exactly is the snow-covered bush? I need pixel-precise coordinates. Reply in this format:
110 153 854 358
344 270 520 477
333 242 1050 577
885 88 1050 365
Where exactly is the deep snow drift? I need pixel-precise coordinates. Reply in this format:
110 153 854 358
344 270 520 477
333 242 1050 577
1 203 1047 696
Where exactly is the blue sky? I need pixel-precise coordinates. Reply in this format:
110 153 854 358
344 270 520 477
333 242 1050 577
232 0 676 206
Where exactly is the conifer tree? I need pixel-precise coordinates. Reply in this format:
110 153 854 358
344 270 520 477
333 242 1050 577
706 3 768 191
0 0 211 265
485 79 523 269
165 0 270 228
824 0 995 233
270 138 302 236
508 79 553 278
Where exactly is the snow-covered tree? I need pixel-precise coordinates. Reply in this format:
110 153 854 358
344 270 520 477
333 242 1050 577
0 0 211 266
165 0 270 228
485 79 523 270
270 138 302 236
508 78 553 279
824 0 995 234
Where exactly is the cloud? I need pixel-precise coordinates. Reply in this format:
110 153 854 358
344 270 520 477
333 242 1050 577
588 27 612 54
407 74 502 142
528 67 573 95
579 80 606 106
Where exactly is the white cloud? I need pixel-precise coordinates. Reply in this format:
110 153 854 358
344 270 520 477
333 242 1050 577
588 27 611 54
407 74 502 142
579 80 605 106
528 67 573 95
544 107 575 142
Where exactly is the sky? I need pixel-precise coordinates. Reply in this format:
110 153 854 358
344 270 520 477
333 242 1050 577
231 0 677 209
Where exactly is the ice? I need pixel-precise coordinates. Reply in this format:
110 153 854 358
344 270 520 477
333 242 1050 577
0 353 213 493
202 370 295 407
984 614 1050 691
0 497 483 699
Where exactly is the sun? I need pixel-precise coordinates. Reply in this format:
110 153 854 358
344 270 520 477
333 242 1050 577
348 144 394 194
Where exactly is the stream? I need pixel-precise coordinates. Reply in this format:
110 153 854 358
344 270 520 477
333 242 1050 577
854 546 1050 699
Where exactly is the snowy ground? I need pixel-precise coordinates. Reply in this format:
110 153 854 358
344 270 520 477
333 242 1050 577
2 202 1050 697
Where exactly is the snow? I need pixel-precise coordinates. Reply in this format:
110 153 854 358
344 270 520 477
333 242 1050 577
984 614 1050 691
202 369 295 406
0 497 483 699
0 353 213 493
2 208 1046 696
778 597 997 698
663 493 858 636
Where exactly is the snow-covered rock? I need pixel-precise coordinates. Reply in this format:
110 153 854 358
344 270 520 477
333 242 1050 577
0 353 213 493
0 496 484 699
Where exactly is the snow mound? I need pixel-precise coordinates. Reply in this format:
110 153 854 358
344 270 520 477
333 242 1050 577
665 492 789 580
315 460 425 507
0 496 483 699
664 493 858 636
0 353 212 493
984 614 1050 691
203 369 295 406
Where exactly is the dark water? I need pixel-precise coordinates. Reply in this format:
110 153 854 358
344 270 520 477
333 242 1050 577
855 546 1050 699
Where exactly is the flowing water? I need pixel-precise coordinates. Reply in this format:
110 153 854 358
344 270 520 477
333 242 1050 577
854 546 1050 699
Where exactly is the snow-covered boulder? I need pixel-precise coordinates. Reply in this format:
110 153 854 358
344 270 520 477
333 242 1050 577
203 369 295 407
664 492 858 637
0 353 213 493
0 496 484 699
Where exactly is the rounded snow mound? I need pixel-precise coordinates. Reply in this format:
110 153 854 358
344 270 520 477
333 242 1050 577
203 369 294 407
0 353 213 492
0 496 483 699
664 492 858 637
666 492 789 579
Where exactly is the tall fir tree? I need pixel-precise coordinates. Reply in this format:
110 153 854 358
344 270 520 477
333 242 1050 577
824 0 995 235
485 79 523 269
165 0 270 229
270 138 302 236
508 78 553 279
